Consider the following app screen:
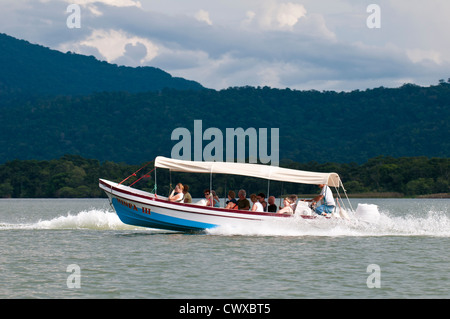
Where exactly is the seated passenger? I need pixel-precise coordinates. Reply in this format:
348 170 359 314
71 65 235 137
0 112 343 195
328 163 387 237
277 195 298 215
211 190 221 207
202 189 214 206
251 194 264 212
267 196 277 213
183 184 192 203
236 189 250 210
225 191 238 209
257 193 268 211
168 183 185 203
304 184 336 216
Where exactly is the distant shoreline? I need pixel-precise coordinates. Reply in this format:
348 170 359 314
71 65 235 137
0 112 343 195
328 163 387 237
297 192 450 199
2 193 449 200
1 155 448 199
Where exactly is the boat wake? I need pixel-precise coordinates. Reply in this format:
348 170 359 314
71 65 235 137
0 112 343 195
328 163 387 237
1 206 448 237
206 209 450 237
0 209 147 231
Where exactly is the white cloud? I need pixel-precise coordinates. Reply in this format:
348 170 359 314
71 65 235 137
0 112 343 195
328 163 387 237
62 0 142 17
195 9 213 25
276 2 307 29
242 11 256 25
65 0 142 8
2 0 450 91
407 49 443 65
87 5 103 16
258 1 307 30
60 29 158 64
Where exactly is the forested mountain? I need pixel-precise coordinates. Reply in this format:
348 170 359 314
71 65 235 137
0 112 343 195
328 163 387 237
1 83 449 164
0 33 449 165
0 33 203 95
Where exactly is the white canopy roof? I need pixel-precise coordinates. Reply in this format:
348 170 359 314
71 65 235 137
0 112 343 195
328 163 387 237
154 156 341 187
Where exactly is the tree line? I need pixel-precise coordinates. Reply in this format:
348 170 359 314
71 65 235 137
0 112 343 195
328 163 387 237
1 82 450 165
0 155 448 199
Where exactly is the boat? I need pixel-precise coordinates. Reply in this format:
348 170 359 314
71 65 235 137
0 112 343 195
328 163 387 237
99 156 378 232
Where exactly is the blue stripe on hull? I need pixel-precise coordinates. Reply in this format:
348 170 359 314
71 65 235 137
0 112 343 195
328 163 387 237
112 198 217 232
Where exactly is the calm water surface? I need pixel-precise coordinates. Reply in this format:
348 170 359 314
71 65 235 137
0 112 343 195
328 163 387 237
0 198 449 299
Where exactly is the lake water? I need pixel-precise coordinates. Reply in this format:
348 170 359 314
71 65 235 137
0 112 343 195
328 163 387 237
0 198 449 300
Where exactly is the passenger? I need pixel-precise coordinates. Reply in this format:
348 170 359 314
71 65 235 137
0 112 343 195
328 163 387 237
203 189 214 206
267 196 277 213
236 189 250 210
257 193 267 211
211 190 221 207
307 184 336 216
277 195 298 215
250 193 257 206
251 193 264 212
225 190 238 209
183 184 192 203
168 183 185 203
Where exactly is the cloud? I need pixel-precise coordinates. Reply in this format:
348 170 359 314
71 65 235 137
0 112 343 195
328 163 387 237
253 1 307 30
1 0 450 91
195 9 213 26
242 11 256 26
274 2 307 29
406 49 443 65
64 0 142 8
59 29 158 64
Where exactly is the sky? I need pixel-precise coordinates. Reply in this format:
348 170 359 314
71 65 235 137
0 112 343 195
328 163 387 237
1 0 449 91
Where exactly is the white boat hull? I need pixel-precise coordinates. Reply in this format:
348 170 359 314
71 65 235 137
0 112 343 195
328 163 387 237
99 179 297 232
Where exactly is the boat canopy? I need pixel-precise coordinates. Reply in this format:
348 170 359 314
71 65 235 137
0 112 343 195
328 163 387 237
154 156 341 187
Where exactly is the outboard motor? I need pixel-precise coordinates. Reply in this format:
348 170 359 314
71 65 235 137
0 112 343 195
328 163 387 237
356 203 380 223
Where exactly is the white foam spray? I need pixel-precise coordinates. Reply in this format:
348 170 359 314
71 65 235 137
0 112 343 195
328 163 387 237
1 205 448 237
206 209 450 237
0 209 145 231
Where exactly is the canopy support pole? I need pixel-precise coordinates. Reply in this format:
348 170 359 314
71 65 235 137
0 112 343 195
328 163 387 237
209 167 213 207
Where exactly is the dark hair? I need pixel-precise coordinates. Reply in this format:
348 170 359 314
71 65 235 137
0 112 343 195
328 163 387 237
257 193 265 198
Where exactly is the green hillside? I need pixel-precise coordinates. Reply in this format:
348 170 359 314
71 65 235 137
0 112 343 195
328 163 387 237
1 84 449 164
0 33 203 95
0 33 449 165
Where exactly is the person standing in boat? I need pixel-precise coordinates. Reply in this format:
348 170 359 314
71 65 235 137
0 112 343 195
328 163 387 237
169 183 185 202
308 184 336 216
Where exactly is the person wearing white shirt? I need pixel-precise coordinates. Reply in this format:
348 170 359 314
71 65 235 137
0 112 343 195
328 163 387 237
306 184 336 216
